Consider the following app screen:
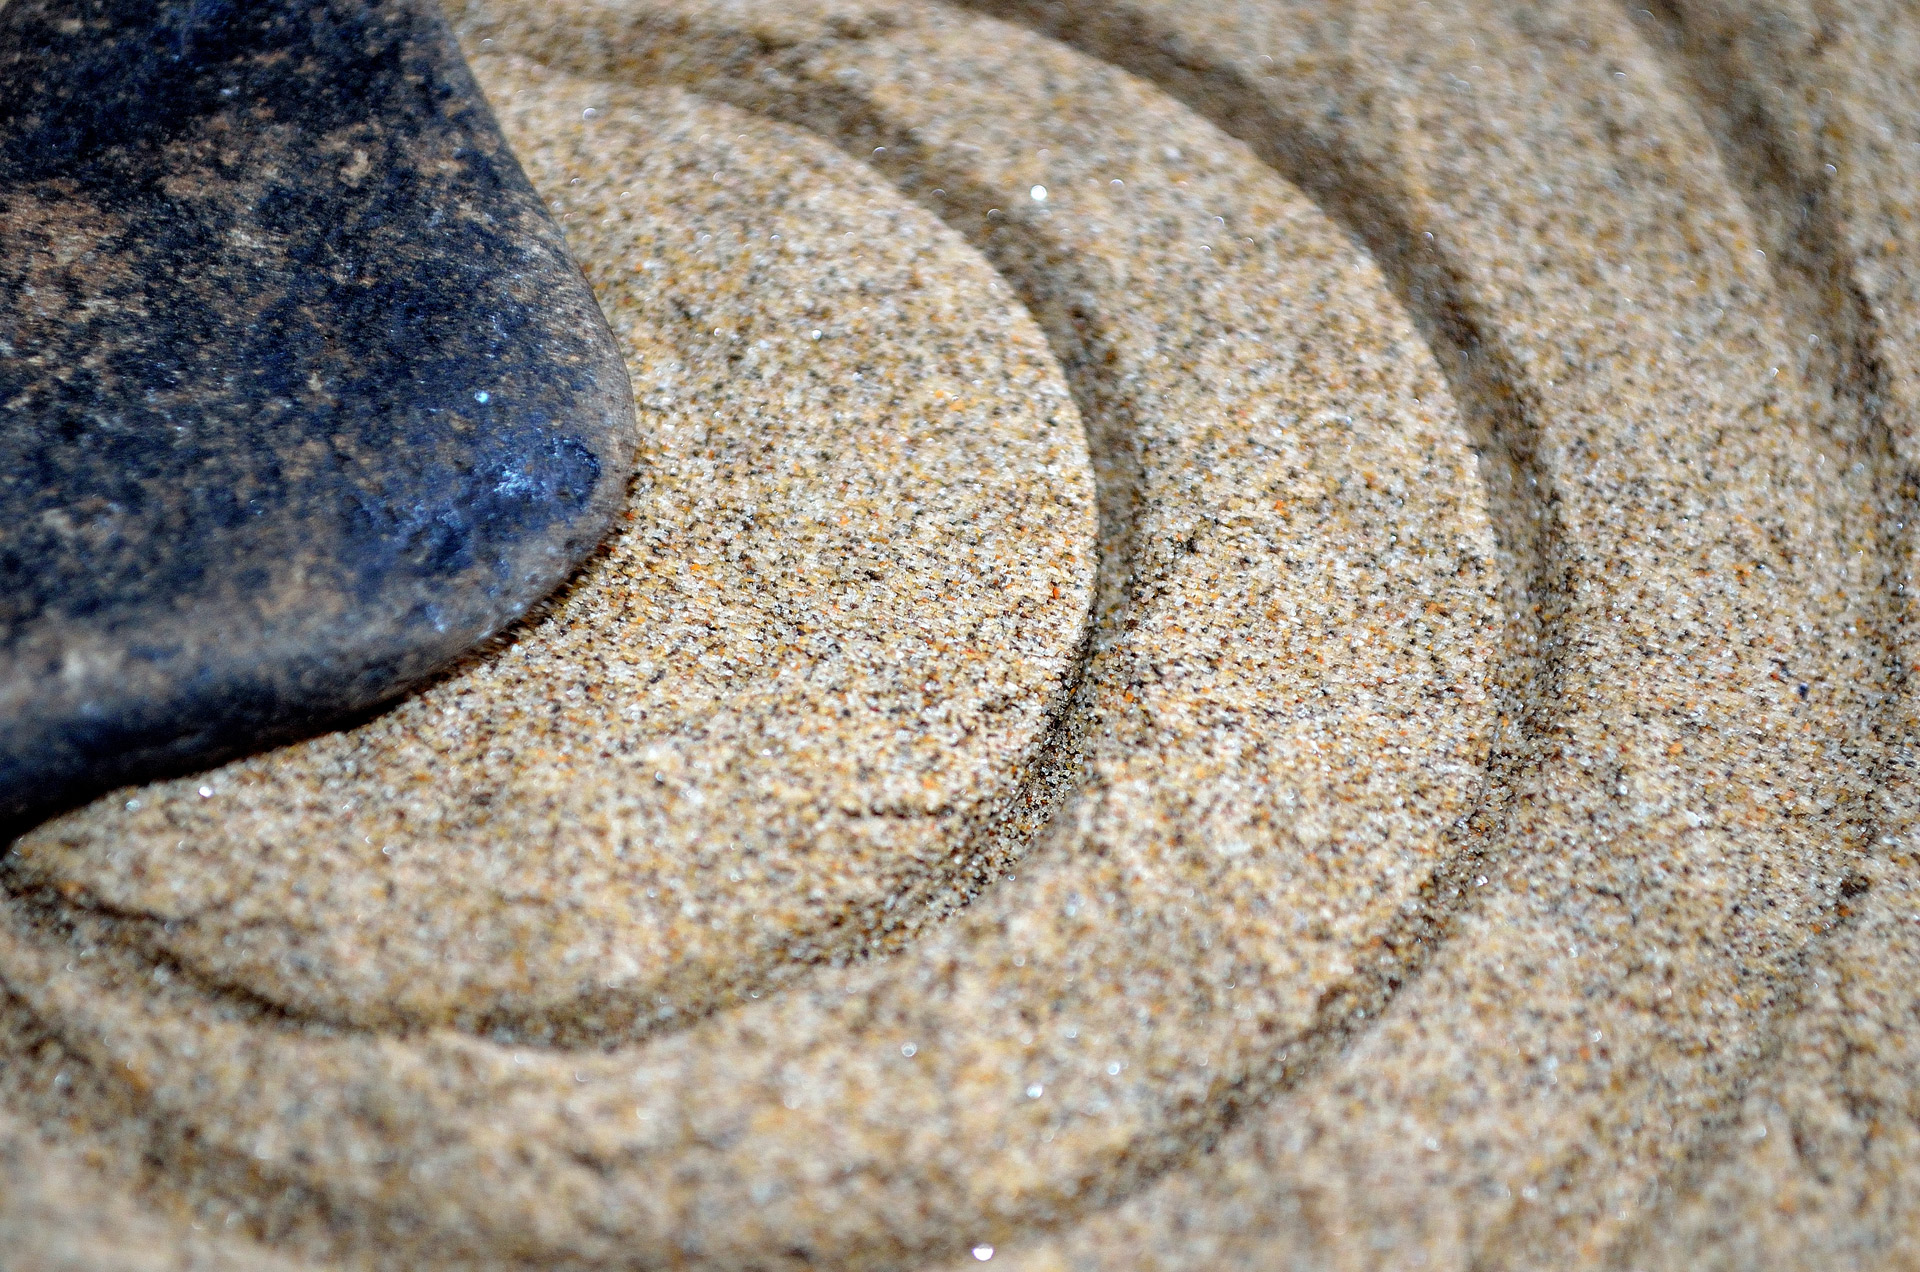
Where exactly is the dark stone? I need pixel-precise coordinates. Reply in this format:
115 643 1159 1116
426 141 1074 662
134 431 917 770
0 0 637 831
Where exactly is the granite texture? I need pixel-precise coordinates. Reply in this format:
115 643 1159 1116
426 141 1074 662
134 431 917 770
2 0 1920 1269
0 0 636 830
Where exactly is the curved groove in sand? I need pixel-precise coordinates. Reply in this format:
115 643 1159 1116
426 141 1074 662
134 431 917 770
1 14 1504 1267
956 0 1900 1260
5 87 1106 1043
922 4 1890 1267
562 0 1550 1219
446 3 1612 1248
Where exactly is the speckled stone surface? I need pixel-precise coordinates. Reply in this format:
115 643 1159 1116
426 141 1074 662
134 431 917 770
4 0 1920 1268
0 0 635 830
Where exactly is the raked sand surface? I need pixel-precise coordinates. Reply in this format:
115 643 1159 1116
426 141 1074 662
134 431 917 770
5 0 1920 1267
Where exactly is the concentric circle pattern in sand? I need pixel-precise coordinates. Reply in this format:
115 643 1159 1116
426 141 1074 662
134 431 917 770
2 0 1917 1269
6 74 1100 1043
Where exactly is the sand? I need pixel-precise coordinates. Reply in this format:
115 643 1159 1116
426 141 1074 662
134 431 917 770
2 0 1917 1268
